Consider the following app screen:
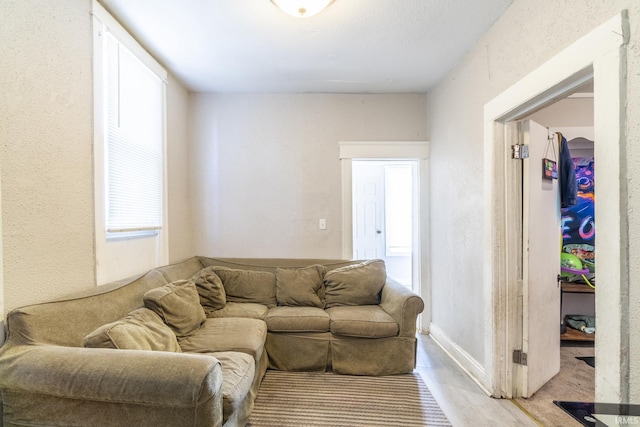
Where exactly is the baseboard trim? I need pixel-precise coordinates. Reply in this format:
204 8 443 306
428 323 492 396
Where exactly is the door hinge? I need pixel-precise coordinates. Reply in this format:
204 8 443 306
513 349 528 365
512 144 529 159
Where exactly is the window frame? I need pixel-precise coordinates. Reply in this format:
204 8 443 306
92 1 169 283
103 29 165 237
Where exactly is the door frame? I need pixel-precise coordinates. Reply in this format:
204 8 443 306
339 141 430 331
483 12 628 399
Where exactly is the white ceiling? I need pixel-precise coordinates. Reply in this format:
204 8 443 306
100 0 514 93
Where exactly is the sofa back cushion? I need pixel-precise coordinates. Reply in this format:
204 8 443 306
324 260 387 308
198 257 359 272
210 267 277 307
275 265 326 308
190 267 227 314
83 307 181 352
143 280 206 338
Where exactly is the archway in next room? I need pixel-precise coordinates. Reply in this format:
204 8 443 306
339 141 430 331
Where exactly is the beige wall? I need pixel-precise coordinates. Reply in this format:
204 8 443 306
0 0 95 312
428 0 640 400
0 1 193 314
189 93 428 259
166 75 194 262
529 97 594 128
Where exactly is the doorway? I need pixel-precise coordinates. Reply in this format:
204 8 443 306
339 140 430 328
511 105 596 424
483 12 627 401
352 160 416 288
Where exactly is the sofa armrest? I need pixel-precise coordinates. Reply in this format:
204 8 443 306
0 344 223 426
379 278 424 337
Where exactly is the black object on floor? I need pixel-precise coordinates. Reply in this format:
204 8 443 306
576 356 595 367
553 401 596 427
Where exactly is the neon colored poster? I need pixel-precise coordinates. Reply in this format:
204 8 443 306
560 158 595 272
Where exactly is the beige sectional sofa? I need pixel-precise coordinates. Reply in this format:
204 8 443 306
0 256 424 427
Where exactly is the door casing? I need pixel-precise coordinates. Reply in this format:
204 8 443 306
339 141 430 330
483 12 628 400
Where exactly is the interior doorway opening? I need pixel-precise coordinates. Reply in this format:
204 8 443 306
352 160 417 288
339 140 429 326
508 92 597 422
482 12 626 402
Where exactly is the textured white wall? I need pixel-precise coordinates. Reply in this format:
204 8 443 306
190 93 428 259
0 0 95 312
428 0 640 400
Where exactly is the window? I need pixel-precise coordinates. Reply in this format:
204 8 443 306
92 1 168 284
93 2 167 237
104 33 164 234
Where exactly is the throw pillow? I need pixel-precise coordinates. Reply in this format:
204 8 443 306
323 260 387 308
190 267 226 313
143 280 206 338
276 265 327 308
211 267 277 307
83 307 181 352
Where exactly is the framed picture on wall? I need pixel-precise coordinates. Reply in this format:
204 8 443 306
543 158 557 180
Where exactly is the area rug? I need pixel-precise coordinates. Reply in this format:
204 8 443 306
246 371 451 427
554 401 640 427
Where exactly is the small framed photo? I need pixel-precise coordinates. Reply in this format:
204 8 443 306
543 158 557 180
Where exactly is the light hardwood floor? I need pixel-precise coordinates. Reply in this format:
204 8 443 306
416 333 595 427
415 333 538 426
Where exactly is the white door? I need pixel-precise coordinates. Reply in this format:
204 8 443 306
520 119 561 397
352 162 385 259
352 161 414 288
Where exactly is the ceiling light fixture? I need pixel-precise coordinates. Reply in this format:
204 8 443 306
270 0 335 18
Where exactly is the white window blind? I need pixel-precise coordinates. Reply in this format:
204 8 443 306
104 32 164 233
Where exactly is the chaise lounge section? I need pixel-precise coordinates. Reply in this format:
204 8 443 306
0 256 424 427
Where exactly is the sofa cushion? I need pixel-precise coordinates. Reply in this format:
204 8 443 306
324 260 386 308
208 351 256 424
211 267 276 307
206 302 269 320
265 306 330 333
190 267 226 314
276 265 326 308
178 317 267 362
83 308 181 352
326 305 398 338
143 280 206 338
